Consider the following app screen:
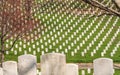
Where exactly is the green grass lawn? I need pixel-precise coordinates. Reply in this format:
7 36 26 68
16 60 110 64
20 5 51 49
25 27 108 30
5 12 120 63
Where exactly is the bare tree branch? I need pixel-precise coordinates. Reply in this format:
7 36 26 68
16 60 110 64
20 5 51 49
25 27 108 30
0 0 40 66
82 0 120 17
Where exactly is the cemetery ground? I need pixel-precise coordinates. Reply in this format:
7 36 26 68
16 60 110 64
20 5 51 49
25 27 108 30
4 14 120 62
1 1 120 74
3 13 120 74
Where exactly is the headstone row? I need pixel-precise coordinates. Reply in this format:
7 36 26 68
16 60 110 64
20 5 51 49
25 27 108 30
0 54 37 75
0 53 114 75
41 53 114 75
41 53 79 75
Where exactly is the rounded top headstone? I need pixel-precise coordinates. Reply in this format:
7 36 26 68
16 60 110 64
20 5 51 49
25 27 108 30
66 63 78 68
66 64 79 75
41 53 66 75
42 53 65 56
93 58 114 75
3 61 17 68
18 54 36 59
3 61 17 64
18 54 36 66
3 61 18 75
18 54 37 75
41 53 66 59
93 58 113 63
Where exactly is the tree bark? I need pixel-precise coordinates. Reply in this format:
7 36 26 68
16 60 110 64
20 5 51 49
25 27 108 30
0 51 4 67
0 36 5 67
0 27 5 67
82 0 120 17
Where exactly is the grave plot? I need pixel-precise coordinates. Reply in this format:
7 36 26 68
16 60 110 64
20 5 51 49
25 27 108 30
0 1 120 75
3 0 120 63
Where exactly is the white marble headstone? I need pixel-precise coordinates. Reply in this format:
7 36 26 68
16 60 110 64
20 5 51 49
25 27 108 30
3 61 18 75
66 64 78 75
41 53 66 75
0 67 3 75
81 70 85 75
93 58 114 75
18 54 37 75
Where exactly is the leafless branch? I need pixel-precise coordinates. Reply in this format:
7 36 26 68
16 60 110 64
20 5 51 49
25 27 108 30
82 0 120 17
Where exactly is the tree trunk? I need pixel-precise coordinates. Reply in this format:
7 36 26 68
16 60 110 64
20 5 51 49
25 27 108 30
0 35 5 67
0 51 4 67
